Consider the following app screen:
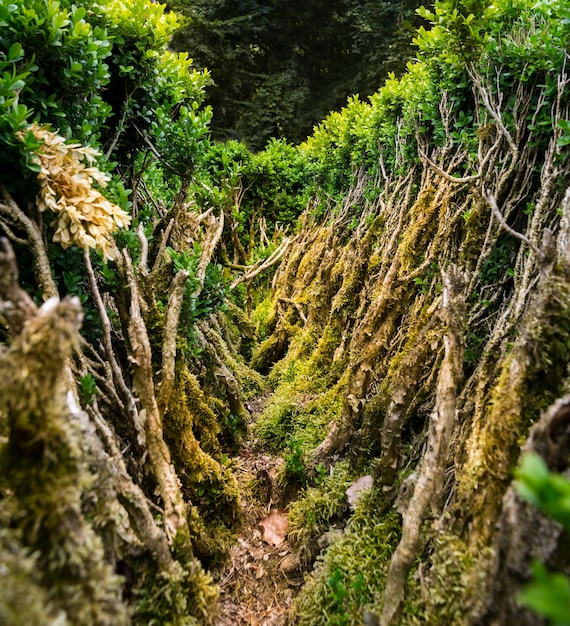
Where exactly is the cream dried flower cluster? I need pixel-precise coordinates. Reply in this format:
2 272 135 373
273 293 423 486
21 124 132 260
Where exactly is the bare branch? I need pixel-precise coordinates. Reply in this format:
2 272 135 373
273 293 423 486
136 223 149 273
230 237 291 290
482 188 542 258
195 210 225 297
89 403 174 571
123 249 187 539
104 104 129 159
83 248 145 446
0 185 57 299
469 66 519 188
150 218 175 279
0 220 28 246
418 147 480 184
197 206 215 223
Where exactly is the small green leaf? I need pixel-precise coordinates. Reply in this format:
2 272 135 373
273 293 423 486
72 6 86 22
8 42 23 61
519 561 570 625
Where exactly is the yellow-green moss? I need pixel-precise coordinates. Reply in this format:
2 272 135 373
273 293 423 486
0 300 129 626
251 295 278 340
133 557 217 626
455 272 570 546
164 365 240 526
458 197 491 270
0 499 67 626
187 506 237 570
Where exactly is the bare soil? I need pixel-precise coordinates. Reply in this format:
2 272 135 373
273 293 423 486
213 396 303 625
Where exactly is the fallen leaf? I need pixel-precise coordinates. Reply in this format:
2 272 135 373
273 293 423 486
346 475 373 508
256 565 265 579
259 509 289 546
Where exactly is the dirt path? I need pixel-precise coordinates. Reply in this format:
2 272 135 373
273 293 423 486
214 397 302 625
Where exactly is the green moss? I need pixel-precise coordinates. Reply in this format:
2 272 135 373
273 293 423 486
458 197 491 270
216 304 256 360
200 320 265 402
0 501 67 626
187 508 237 570
0 301 129 625
132 560 216 626
291 495 401 626
288 461 354 567
267 329 320 387
305 325 344 383
455 272 570 545
400 531 493 625
251 295 277 341
250 333 282 372
254 384 299 450
255 375 344 454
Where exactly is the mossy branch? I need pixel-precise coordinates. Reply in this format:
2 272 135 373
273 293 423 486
230 237 291 290
150 217 175 280
380 267 466 626
0 287 129 625
124 250 188 539
196 209 224 297
157 267 190 417
89 403 175 571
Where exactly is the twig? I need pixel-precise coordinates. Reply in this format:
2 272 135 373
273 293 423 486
278 297 307 324
196 210 225 297
88 402 174 571
482 188 541 258
83 248 145 446
230 238 291 290
150 218 175 279
418 147 480 184
105 104 129 159
197 206 215 223
136 223 149 273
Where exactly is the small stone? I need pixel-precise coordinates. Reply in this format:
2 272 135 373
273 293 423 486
346 475 374 508
279 553 300 576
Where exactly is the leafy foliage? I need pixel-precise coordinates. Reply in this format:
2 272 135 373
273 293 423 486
0 0 211 195
515 453 570 625
166 243 228 351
